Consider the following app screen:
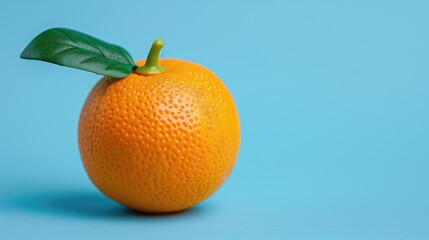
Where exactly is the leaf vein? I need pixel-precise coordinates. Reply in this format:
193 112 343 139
52 29 77 44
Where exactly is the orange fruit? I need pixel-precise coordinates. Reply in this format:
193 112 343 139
20 28 240 213
78 59 240 212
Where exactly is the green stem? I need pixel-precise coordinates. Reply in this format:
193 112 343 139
135 39 166 75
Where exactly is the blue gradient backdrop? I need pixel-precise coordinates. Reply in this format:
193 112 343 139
1 1 429 239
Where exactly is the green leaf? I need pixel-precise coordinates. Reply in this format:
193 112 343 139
20 28 136 78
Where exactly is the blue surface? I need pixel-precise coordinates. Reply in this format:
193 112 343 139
1 0 429 239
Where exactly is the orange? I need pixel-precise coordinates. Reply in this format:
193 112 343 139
78 59 240 212
19 29 240 213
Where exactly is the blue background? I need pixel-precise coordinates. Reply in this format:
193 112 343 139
1 0 429 239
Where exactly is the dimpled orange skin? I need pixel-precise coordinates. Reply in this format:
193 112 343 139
78 59 240 213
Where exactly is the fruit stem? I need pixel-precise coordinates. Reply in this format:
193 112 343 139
135 39 166 76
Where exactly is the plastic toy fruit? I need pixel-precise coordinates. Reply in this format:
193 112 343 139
21 28 240 213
